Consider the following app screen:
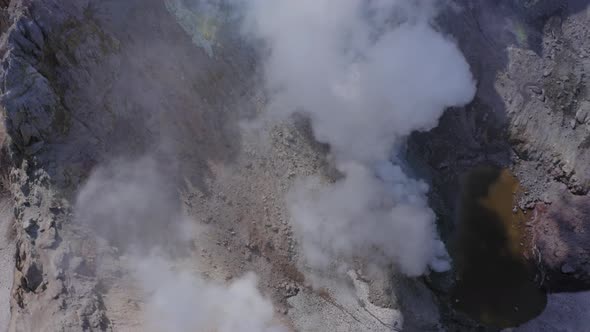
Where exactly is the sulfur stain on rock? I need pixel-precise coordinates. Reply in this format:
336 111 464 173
451 167 546 328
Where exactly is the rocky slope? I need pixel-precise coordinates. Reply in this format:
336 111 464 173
0 0 589 331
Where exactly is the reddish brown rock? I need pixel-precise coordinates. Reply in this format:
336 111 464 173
529 187 590 292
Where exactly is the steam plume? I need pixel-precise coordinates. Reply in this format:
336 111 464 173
137 256 285 332
75 158 282 332
238 0 476 276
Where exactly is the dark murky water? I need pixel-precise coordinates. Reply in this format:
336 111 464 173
451 167 547 328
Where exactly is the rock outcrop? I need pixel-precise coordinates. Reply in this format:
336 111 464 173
0 1 110 329
9 161 109 331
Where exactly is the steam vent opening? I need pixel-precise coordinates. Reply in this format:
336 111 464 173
452 167 547 328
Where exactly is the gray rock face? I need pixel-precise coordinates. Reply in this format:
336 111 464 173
575 101 590 124
9 161 109 331
1 13 56 153
0 2 112 330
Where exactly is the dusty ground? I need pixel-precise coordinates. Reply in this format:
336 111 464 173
86 116 408 331
0 197 14 331
180 119 409 331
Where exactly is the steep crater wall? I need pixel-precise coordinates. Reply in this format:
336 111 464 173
0 0 589 331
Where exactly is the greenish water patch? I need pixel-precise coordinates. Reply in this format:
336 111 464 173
451 167 547 328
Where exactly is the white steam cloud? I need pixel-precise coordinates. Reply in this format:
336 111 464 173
137 256 284 332
75 157 188 251
75 158 282 332
288 162 450 276
239 0 476 276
